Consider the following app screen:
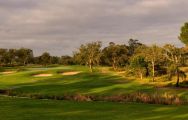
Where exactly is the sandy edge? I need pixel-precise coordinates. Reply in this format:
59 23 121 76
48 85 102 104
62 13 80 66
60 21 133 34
61 71 81 76
33 74 53 77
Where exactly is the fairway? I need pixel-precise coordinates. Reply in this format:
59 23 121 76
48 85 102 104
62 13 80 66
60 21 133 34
0 66 187 99
0 96 188 120
0 66 188 119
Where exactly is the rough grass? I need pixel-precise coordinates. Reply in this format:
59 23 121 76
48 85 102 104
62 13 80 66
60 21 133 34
0 96 188 120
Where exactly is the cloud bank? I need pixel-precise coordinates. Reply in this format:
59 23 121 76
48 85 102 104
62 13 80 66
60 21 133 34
0 0 187 56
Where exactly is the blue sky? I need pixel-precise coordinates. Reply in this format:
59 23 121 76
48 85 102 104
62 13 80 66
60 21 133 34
0 0 187 56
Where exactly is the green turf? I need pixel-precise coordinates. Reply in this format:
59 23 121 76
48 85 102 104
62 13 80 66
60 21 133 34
0 65 188 98
1 66 188 119
0 66 153 96
0 96 188 120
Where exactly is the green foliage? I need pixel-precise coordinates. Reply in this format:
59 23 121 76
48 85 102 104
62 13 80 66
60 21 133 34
60 56 74 65
130 56 148 79
128 39 143 55
179 22 188 45
0 48 33 66
40 52 51 66
16 48 34 65
164 44 185 87
102 42 128 70
74 41 102 72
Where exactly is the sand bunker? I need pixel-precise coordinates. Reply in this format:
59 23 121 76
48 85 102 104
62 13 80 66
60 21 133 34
1 71 16 74
33 74 53 77
61 71 81 76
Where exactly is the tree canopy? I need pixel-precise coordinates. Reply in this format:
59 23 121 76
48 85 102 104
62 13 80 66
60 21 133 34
179 22 188 45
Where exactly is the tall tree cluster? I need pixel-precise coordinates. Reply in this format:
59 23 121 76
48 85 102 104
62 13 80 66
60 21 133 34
0 48 33 66
73 22 188 87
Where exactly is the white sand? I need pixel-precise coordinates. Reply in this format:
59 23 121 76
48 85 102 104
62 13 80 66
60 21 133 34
2 71 16 74
33 74 53 77
61 71 81 76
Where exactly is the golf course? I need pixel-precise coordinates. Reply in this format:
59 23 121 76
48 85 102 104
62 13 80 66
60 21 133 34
0 65 188 120
1 1 188 119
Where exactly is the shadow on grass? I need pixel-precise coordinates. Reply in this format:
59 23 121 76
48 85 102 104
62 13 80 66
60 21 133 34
8 72 152 96
0 96 188 120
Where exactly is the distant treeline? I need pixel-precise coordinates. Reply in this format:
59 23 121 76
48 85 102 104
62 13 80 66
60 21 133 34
0 48 74 66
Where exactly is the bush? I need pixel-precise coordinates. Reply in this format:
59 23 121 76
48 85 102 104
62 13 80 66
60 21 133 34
0 90 186 105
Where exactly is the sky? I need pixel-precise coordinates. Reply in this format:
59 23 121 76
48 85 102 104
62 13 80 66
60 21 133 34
0 0 188 56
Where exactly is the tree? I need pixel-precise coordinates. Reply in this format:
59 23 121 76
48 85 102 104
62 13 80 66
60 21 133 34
51 56 60 64
130 56 148 79
60 56 74 65
179 22 188 45
16 48 33 66
135 45 164 82
128 39 142 56
8 49 17 65
0 49 8 66
74 41 102 72
164 44 184 87
40 52 51 66
148 45 164 82
102 42 128 70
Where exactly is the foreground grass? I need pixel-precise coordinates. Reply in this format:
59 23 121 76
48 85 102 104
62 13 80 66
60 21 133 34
0 96 188 120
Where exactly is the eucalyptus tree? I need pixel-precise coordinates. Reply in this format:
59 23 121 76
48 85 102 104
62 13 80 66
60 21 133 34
74 41 102 72
128 39 142 56
102 42 128 70
163 44 184 87
40 52 51 66
0 49 7 66
8 49 17 65
179 22 188 45
179 22 188 65
51 56 60 64
130 55 148 79
16 48 33 66
60 56 74 65
134 45 164 82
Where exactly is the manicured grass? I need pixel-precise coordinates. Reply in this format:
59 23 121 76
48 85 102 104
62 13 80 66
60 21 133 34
1 66 188 119
0 96 188 120
0 65 188 99
0 66 153 96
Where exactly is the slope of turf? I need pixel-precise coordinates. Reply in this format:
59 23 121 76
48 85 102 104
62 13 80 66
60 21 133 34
0 66 188 99
0 66 154 96
0 96 188 120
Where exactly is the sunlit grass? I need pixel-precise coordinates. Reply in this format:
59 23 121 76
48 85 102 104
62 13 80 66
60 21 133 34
0 65 188 99
0 96 188 120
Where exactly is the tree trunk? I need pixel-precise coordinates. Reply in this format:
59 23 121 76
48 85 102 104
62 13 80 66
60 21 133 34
176 68 180 87
112 58 116 71
152 60 155 82
140 72 143 80
89 64 93 72
112 63 115 71
89 59 93 72
23 60 26 66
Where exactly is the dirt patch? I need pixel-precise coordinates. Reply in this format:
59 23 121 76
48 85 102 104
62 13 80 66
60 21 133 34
1 71 16 74
33 74 53 77
61 71 81 76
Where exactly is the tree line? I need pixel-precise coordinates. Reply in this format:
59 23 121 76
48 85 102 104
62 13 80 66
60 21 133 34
0 22 188 87
74 22 188 87
0 48 74 66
